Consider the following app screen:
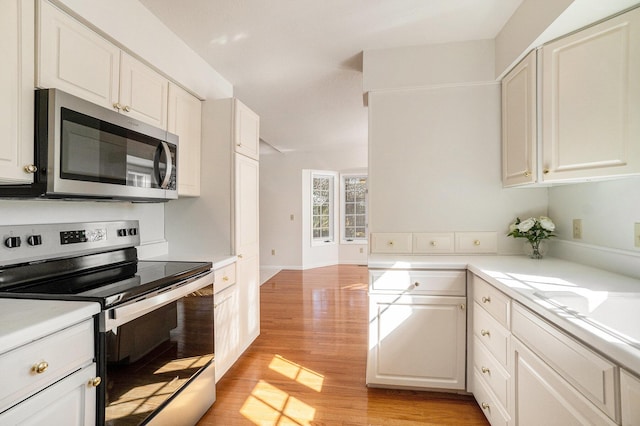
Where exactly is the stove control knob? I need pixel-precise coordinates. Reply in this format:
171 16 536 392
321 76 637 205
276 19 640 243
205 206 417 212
27 235 42 246
4 236 21 248
117 228 128 237
128 228 137 236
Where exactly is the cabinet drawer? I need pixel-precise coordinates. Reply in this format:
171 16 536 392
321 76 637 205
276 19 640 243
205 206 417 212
412 233 454 254
473 275 510 328
214 262 236 293
473 336 509 409
473 302 510 367
455 232 497 254
472 369 510 426
0 319 94 412
370 270 465 296
370 233 412 254
512 303 617 421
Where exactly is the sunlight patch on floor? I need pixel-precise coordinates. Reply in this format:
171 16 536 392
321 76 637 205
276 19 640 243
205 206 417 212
240 380 316 425
269 354 324 392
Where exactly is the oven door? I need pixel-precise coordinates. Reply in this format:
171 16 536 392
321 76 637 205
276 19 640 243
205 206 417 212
99 271 215 425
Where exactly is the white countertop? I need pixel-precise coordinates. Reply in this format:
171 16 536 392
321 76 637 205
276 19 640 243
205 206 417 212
0 298 100 355
369 254 640 376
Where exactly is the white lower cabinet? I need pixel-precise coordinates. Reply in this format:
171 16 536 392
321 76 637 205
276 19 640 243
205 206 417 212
366 273 466 390
0 317 97 425
621 369 640 425
0 363 97 425
512 337 616 426
214 281 240 382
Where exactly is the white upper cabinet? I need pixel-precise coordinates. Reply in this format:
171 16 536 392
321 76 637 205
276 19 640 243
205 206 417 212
37 0 169 130
234 99 260 160
168 83 202 197
0 0 35 184
540 6 640 182
502 50 537 187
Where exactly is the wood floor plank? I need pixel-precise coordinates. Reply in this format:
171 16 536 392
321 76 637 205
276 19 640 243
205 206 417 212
197 265 489 426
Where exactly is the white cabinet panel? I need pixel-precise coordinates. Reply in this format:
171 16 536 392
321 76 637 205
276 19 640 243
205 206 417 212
541 7 640 181
119 53 168 130
413 232 454 254
512 303 617 420
455 232 498 254
237 253 260 353
0 0 35 184
214 282 239 382
235 155 259 260
502 50 537 187
367 294 466 390
0 364 97 426
234 99 260 160
512 337 616 426
168 83 202 197
621 369 640 426
37 0 120 109
370 269 465 296
370 232 412 254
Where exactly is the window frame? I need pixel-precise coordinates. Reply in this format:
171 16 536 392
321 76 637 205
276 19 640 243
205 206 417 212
310 171 337 246
340 173 368 244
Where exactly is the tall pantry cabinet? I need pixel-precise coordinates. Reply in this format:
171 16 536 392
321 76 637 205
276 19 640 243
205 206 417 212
207 98 261 355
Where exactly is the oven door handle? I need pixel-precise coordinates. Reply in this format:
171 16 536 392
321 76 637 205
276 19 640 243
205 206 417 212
102 271 212 332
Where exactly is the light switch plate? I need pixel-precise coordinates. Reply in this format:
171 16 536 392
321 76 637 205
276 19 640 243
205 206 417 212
573 219 582 239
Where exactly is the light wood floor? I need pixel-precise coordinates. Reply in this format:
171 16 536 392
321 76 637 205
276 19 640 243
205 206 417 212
197 265 489 426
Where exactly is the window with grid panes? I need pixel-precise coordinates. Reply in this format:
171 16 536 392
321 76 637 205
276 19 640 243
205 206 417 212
342 175 367 242
312 174 334 242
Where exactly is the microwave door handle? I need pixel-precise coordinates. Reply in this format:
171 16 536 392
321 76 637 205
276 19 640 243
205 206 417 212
153 142 173 189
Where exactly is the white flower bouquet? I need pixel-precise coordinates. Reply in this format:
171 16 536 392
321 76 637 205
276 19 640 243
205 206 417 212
508 216 556 258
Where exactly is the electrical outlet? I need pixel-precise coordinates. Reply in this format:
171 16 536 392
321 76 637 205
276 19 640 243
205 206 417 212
635 223 640 248
290 214 294 221
271 249 276 255
573 219 582 239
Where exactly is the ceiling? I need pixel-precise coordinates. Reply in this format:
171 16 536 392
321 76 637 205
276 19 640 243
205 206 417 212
139 0 524 153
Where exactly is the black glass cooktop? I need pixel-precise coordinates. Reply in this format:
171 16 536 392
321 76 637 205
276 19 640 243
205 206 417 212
0 248 212 308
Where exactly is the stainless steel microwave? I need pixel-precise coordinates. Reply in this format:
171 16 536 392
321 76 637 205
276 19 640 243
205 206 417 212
0 88 178 202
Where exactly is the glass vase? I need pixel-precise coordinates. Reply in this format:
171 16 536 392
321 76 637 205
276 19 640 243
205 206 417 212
524 240 546 259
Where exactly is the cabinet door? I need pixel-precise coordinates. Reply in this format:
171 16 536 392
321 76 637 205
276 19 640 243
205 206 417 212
168 83 202 197
233 99 260 160
214 283 240 382
366 295 466 390
0 364 97 426
621 369 640 426
119 53 169 129
512 338 616 426
541 7 640 182
235 155 259 260
502 50 537 187
0 0 34 183
237 254 260 353
37 0 120 110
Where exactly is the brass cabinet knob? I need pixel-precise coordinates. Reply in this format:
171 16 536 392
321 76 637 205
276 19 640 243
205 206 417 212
113 103 122 111
481 329 490 337
481 366 490 374
459 304 466 310
413 282 420 287
482 296 491 303
473 240 481 246
33 361 49 374
430 241 437 246
123 105 131 112
543 168 550 174
223 276 229 281
388 241 394 246
481 402 490 410
24 164 38 174
89 377 102 387
238 254 243 259
523 171 531 177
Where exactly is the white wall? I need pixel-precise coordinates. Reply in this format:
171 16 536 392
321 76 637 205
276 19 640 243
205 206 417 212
365 40 548 255
547 178 640 278
368 84 548 254
260 147 367 270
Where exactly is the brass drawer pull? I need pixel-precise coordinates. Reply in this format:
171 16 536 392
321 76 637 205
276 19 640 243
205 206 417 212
89 377 102 387
33 361 49 374
482 296 491 303
481 329 490 337
481 366 490 374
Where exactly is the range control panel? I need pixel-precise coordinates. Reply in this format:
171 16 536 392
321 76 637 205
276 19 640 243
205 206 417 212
0 220 140 267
